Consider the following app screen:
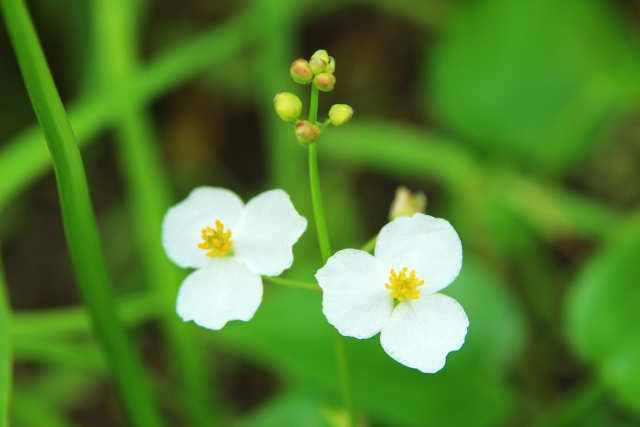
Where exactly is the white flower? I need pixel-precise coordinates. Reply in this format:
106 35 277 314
315 214 468 373
162 187 307 330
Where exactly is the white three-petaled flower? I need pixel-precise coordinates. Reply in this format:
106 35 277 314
315 214 468 373
162 187 307 330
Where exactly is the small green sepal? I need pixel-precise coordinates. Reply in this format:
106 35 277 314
325 56 336 74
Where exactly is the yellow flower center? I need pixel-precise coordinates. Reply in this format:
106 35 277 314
385 267 424 301
198 220 234 258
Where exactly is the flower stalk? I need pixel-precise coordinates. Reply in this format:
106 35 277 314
307 80 357 427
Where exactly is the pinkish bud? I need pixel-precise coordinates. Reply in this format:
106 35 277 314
290 58 313 84
295 120 322 146
314 73 336 92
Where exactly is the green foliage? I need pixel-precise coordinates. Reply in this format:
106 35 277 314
0 248 10 427
1 0 640 425
0 0 165 425
430 0 640 172
566 230 640 414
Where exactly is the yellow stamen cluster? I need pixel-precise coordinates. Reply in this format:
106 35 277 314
198 220 233 258
385 267 424 301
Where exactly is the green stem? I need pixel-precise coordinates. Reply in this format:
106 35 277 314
262 276 322 293
307 83 356 427
0 1 165 426
0 241 11 427
361 235 378 253
308 84 332 261
310 83 320 125
319 119 332 131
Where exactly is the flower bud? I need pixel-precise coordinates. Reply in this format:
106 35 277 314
325 56 336 74
328 104 353 126
311 49 330 64
309 57 327 75
274 92 302 124
314 73 336 92
295 120 321 146
389 186 427 221
290 58 313 84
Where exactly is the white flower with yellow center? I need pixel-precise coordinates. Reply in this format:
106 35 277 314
162 187 307 330
315 214 468 373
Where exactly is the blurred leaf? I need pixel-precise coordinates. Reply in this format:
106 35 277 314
321 121 619 240
11 388 80 427
429 0 640 171
12 336 105 372
216 260 525 427
239 392 332 427
0 245 10 427
566 230 640 414
0 10 256 212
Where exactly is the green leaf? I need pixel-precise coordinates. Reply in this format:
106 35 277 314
0 245 10 427
239 392 333 427
429 0 640 171
566 230 640 414
0 0 166 424
217 261 525 427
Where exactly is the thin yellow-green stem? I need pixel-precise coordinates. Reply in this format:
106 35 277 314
91 0 221 424
0 0 165 425
361 235 378 254
262 276 321 293
308 82 356 427
0 241 11 427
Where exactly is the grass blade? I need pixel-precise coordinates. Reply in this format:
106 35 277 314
0 0 166 425
0 241 11 427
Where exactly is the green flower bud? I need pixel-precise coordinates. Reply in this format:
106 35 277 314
290 58 313 84
311 49 329 64
295 120 321 146
314 73 336 92
328 104 353 126
274 92 302 124
309 57 327 75
325 56 336 74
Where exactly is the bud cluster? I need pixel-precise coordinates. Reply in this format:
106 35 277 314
289 49 336 92
275 49 353 147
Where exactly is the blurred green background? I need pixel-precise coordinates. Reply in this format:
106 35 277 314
2 0 640 425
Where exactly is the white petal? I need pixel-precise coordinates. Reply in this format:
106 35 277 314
375 214 462 294
176 257 263 330
233 189 307 276
315 249 393 339
380 293 469 373
162 187 244 269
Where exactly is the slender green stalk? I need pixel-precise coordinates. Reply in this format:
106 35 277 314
0 241 11 427
308 83 356 427
0 1 165 426
92 0 221 424
262 276 321 293
360 235 378 253
308 84 332 261
309 83 320 125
